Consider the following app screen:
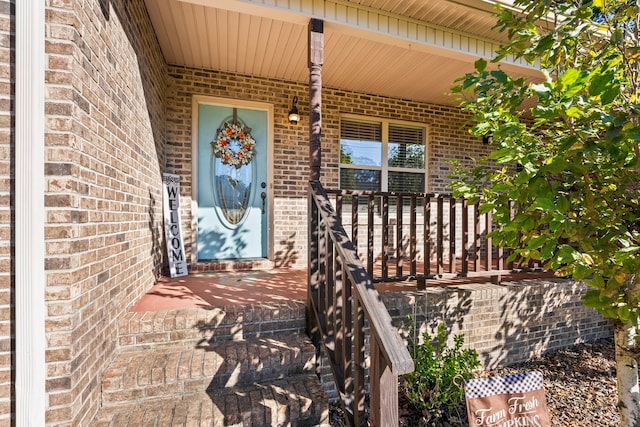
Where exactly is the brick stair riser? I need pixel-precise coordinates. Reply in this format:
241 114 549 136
119 321 306 350
102 336 317 406
93 375 330 427
117 303 307 350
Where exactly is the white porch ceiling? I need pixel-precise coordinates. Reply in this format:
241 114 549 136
144 0 540 106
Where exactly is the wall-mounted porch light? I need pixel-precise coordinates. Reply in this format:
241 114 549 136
482 133 493 145
288 96 300 125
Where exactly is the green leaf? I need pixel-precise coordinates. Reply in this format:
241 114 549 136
627 126 640 141
589 72 608 96
606 127 622 141
478 203 495 214
573 262 590 280
490 69 509 84
566 104 587 120
489 148 518 163
536 34 555 52
618 305 632 323
556 195 570 213
475 58 488 73
582 289 612 309
591 274 606 289
472 122 493 136
492 183 514 192
527 235 548 250
556 244 580 264
601 85 620 105
534 198 556 212
540 242 557 260
561 71 590 99
522 215 537 232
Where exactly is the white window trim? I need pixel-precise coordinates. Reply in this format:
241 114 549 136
339 114 429 192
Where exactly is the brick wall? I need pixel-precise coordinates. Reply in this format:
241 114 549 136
0 1 12 424
319 279 614 400
383 279 613 368
321 279 613 399
43 1 166 425
166 66 490 268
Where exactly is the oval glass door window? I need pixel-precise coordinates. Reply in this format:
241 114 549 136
211 157 255 227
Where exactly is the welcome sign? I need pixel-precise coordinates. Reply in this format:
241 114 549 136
162 173 188 278
464 371 551 427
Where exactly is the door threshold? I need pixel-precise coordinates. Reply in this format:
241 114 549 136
190 258 274 272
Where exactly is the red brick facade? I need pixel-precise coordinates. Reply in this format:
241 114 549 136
42 1 166 424
166 65 491 268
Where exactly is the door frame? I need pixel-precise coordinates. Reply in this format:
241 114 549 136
191 95 274 263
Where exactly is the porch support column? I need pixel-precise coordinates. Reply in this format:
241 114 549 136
308 19 323 181
16 0 47 425
307 19 324 377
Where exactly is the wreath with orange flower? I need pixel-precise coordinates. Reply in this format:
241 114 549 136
211 121 256 169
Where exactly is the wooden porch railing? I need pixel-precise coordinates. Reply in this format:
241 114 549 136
325 189 543 285
308 180 415 427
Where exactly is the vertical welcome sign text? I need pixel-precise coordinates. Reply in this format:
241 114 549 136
162 173 188 277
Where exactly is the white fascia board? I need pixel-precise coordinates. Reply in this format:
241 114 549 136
16 0 47 426
180 0 539 73
448 0 559 30
447 0 517 14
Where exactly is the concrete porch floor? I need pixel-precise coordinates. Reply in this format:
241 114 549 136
130 267 549 312
131 268 311 311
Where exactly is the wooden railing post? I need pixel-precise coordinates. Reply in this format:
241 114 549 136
354 297 366 426
381 195 389 279
424 195 432 278
473 203 480 272
462 198 469 276
370 336 399 427
410 196 417 277
367 194 374 277
449 196 456 274
395 196 403 277
437 196 444 276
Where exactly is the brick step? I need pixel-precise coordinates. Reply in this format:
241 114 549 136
117 302 307 350
92 374 329 427
102 333 317 406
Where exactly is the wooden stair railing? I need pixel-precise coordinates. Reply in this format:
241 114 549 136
308 180 415 427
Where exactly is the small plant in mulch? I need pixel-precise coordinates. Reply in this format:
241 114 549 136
402 322 480 426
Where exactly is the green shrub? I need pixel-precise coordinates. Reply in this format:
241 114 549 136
402 322 480 422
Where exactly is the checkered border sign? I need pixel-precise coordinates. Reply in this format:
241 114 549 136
464 371 544 399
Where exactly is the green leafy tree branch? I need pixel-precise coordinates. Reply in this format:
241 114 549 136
451 0 640 424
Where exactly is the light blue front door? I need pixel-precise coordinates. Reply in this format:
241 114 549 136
197 103 268 260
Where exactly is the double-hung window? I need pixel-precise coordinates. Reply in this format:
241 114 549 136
339 116 427 193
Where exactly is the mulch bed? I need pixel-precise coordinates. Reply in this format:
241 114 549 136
329 337 619 426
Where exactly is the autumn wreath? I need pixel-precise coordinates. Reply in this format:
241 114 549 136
211 121 256 168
